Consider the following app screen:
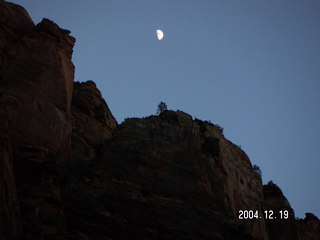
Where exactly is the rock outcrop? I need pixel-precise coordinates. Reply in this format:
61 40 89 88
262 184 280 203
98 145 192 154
263 181 299 240
297 213 320 240
70 80 117 173
0 1 319 240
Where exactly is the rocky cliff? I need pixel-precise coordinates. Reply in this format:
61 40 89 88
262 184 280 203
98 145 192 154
0 1 319 240
0 1 75 239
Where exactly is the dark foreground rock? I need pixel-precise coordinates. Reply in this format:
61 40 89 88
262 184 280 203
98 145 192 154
0 1 319 240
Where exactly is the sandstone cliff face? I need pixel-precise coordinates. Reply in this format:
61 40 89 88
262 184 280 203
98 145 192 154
199 121 267 240
0 1 319 240
63 110 266 240
0 1 75 239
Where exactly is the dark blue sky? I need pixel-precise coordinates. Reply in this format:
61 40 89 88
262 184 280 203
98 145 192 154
11 0 320 218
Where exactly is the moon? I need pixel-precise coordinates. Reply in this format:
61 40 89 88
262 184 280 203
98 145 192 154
156 29 164 40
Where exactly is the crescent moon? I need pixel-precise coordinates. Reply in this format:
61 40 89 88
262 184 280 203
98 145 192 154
156 29 164 40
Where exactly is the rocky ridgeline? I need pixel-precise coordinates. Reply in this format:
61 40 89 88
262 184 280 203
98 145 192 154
0 1 319 239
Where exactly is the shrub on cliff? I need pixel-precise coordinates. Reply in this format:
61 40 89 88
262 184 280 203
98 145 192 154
253 164 262 176
215 124 224 134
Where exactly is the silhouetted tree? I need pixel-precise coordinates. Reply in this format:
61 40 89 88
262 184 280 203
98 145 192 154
156 101 167 115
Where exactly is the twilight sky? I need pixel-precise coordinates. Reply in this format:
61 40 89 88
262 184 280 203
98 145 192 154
10 0 320 218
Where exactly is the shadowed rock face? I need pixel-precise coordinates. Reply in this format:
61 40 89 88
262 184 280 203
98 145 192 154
0 2 31 238
0 122 21 240
70 80 117 174
63 111 267 240
0 1 75 239
0 1 319 240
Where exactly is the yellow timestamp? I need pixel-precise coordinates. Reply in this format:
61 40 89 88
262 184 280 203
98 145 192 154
238 210 289 220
